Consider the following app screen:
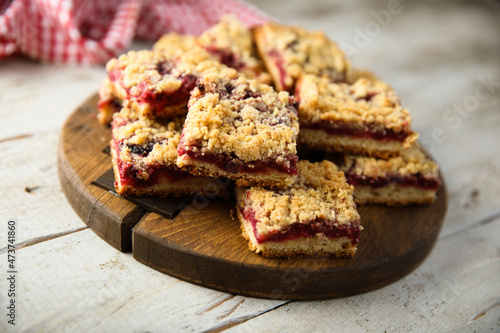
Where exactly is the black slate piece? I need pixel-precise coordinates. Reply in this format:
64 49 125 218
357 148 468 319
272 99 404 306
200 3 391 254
91 168 191 219
102 145 111 155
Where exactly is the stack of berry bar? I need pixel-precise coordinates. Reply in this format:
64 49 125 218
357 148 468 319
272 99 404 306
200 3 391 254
196 15 271 85
154 15 271 85
251 21 440 206
97 45 232 125
253 22 354 93
110 106 231 198
294 73 440 205
338 144 441 206
175 70 364 258
96 17 442 259
295 74 419 159
236 160 361 258
177 72 299 188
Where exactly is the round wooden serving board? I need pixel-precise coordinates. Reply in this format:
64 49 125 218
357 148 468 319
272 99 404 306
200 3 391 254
58 95 448 300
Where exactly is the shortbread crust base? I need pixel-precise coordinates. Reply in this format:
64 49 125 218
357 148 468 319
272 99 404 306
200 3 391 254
98 77 188 125
111 145 231 198
352 183 437 206
177 155 296 188
237 208 357 258
300 128 418 159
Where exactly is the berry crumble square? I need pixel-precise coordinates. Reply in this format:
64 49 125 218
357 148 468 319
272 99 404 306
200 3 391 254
177 72 300 188
197 15 271 85
339 144 441 206
236 160 362 258
152 32 198 54
253 22 353 93
296 74 419 159
97 48 231 124
110 107 232 198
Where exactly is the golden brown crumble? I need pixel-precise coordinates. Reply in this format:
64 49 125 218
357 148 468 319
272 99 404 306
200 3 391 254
101 47 237 119
236 160 360 236
112 107 183 169
198 15 271 84
180 73 299 164
107 48 228 93
176 47 236 78
152 33 236 77
340 144 440 180
107 50 182 93
152 32 197 54
198 15 254 60
253 22 353 91
297 74 414 133
97 76 117 124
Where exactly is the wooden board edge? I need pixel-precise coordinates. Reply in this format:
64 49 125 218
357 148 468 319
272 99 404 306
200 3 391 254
57 114 145 252
131 209 445 300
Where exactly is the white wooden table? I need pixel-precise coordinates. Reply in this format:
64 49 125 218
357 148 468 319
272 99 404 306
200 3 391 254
1 0 499 331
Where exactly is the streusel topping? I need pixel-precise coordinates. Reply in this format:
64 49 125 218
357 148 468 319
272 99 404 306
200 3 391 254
112 107 183 167
198 15 255 61
152 33 231 76
106 48 231 95
239 160 360 234
181 73 299 164
198 15 271 83
341 144 440 179
297 74 413 131
254 22 352 89
107 50 180 93
152 32 197 54
176 47 236 77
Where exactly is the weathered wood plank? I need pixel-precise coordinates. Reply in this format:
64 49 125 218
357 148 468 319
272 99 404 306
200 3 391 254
1 218 497 332
0 59 105 141
0 126 143 252
0 133 87 245
224 217 500 332
422 118 500 239
0 229 283 333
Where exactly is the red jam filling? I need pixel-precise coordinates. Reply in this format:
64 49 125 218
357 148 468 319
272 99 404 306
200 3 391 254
109 67 122 82
136 74 197 112
204 46 244 70
239 205 360 246
345 172 441 191
178 145 298 176
97 96 121 114
109 67 196 113
268 50 289 92
113 140 193 189
302 121 411 142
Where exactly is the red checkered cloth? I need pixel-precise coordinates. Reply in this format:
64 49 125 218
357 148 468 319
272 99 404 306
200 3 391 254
0 0 270 65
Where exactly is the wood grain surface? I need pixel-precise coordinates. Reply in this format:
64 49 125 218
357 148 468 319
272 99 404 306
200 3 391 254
58 94 448 300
